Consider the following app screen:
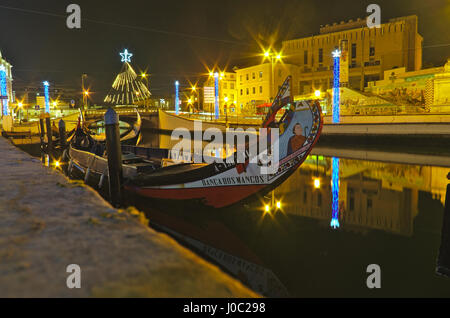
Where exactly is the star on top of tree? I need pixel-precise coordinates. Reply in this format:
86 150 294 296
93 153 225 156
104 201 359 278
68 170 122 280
120 49 133 63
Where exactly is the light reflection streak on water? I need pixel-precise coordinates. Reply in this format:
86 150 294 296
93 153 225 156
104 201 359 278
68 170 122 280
330 157 340 229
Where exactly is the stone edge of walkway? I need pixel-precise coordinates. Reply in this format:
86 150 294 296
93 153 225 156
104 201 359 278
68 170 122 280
0 136 260 298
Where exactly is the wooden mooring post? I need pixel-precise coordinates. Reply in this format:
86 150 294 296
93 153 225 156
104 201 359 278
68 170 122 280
45 113 53 154
58 119 67 148
105 108 123 207
39 116 45 144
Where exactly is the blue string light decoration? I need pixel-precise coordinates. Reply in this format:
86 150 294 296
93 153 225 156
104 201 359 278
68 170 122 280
43 81 50 113
330 157 340 229
332 50 341 124
175 81 179 115
0 66 9 116
214 73 219 120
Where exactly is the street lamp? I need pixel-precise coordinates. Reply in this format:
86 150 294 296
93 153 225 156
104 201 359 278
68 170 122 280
191 85 200 112
262 49 283 102
17 102 23 124
81 74 87 110
224 96 229 125
84 90 90 109
141 72 149 108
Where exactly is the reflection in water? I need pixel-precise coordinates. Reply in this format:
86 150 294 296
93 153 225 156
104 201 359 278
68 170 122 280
136 128 449 296
88 120 131 136
330 157 340 229
277 156 448 237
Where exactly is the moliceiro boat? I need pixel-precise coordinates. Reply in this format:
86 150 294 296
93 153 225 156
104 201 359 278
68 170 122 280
67 76 323 208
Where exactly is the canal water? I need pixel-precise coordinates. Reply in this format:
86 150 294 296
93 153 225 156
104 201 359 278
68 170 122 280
134 128 450 297
88 120 131 136
25 118 450 298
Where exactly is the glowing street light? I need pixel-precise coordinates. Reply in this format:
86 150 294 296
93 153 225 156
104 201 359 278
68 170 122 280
141 72 150 107
314 90 321 98
18 102 23 108
262 49 283 101
314 178 321 189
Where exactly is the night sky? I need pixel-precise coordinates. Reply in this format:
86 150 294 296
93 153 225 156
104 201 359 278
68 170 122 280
0 0 449 103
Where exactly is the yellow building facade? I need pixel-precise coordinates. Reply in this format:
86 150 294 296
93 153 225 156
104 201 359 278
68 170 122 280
234 63 299 114
202 71 237 114
282 15 422 95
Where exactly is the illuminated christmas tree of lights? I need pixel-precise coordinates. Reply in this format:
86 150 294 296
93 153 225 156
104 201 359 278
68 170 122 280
104 49 151 105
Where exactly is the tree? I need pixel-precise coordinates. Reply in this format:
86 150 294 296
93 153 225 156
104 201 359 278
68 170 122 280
104 49 151 106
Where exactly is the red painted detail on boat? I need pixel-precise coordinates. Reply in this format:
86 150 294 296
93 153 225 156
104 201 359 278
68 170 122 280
124 184 266 208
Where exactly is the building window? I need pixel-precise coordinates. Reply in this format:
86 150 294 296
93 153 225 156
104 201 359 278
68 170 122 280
318 48 323 64
303 191 307 203
223 82 227 89
304 50 308 64
259 71 263 78
367 198 373 209
351 43 357 59
246 74 249 81
259 86 262 93
349 197 354 211
240 89 243 96
246 88 249 95
369 46 375 56
252 72 256 80
230 83 234 89
252 87 255 94
317 192 322 207
240 75 242 82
